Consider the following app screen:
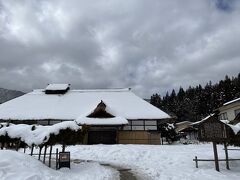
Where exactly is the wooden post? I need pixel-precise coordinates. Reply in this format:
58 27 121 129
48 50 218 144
49 145 53 167
24 147 26 153
56 148 59 170
16 140 20 151
62 144 65 152
116 130 119 144
224 142 230 170
43 145 47 164
213 142 220 171
195 156 198 168
30 145 34 156
38 146 43 160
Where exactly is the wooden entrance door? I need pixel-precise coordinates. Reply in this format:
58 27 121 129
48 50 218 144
88 130 116 144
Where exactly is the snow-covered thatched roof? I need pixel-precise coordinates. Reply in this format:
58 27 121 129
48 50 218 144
0 87 170 121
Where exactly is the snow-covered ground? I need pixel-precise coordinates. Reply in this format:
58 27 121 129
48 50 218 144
66 144 240 180
0 150 119 180
1 144 240 180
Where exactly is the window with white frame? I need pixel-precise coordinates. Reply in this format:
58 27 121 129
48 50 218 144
124 120 158 131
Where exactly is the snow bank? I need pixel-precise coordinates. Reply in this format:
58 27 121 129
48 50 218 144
75 116 128 125
0 121 81 146
0 150 118 180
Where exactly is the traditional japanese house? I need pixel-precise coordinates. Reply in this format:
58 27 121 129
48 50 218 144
0 84 171 144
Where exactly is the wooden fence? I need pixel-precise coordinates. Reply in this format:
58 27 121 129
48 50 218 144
27 146 60 169
193 156 240 169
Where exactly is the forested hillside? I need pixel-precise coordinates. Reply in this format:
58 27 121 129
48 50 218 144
0 88 24 104
150 73 240 122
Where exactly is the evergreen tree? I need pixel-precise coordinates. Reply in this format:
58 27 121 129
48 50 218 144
150 73 240 122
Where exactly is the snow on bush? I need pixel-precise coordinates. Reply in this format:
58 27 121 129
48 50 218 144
0 121 81 146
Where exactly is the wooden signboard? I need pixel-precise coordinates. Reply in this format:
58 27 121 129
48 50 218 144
198 116 235 171
198 116 234 142
58 152 70 169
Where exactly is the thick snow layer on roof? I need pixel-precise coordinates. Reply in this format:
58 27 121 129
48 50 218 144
227 123 240 134
217 120 240 135
0 121 81 146
0 88 170 120
220 120 230 124
175 121 191 125
223 97 240 106
75 117 128 125
45 84 70 91
191 114 214 125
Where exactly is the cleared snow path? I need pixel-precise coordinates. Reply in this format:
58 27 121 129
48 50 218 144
98 163 137 180
72 159 137 180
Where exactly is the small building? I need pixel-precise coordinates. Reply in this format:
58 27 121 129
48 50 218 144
175 121 198 141
175 121 192 133
218 98 240 121
0 84 171 145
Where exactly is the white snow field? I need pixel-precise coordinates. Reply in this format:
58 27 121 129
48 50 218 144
1 144 240 180
66 144 240 180
0 150 119 180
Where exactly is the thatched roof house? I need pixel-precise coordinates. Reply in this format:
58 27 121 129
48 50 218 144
0 84 171 144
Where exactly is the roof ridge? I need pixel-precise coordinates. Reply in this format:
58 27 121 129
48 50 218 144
223 97 240 106
32 88 131 93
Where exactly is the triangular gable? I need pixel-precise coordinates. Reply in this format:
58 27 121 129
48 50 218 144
87 100 115 118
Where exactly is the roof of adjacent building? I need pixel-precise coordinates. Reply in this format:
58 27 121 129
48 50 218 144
0 85 170 121
223 97 240 106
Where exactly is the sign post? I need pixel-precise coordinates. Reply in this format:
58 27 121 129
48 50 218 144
58 152 70 169
224 142 230 170
198 116 235 171
212 142 219 171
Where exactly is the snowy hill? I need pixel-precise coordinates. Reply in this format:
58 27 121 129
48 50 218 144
0 88 24 104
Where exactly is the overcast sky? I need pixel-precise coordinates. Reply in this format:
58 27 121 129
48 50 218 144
0 0 240 98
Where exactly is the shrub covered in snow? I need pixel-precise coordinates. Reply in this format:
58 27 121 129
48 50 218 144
0 121 87 148
158 123 179 143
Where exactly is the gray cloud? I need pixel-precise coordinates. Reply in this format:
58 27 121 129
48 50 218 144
0 0 240 97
